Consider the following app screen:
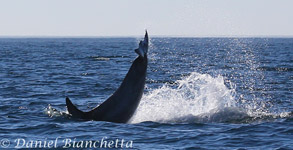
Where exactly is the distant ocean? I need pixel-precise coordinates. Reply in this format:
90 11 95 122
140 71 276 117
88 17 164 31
0 37 292 149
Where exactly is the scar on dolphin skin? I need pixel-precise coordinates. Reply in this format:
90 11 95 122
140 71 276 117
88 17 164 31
66 31 149 123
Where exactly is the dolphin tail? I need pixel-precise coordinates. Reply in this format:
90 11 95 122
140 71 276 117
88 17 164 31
66 97 86 118
135 30 149 58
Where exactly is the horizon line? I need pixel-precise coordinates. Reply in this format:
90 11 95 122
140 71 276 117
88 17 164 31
0 34 293 38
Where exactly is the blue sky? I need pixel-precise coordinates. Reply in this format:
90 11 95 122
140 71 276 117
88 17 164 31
0 0 292 37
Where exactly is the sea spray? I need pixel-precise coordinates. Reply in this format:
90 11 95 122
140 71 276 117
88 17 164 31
131 72 237 123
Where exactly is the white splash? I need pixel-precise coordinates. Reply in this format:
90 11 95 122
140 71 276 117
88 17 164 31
131 72 238 123
44 104 69 117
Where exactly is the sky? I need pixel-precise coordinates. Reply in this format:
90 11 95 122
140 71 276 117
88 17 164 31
0 0 292 37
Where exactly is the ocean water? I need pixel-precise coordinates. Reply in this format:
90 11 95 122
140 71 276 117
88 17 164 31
0 37 292 149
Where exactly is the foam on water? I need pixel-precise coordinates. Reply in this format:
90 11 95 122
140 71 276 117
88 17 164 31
131 71 293 124
131 72 239 123
44 104 69 117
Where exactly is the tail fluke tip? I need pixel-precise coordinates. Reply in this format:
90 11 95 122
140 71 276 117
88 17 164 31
135 31 149 57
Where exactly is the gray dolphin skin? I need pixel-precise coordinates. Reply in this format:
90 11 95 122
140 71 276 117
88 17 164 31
65 31 149 123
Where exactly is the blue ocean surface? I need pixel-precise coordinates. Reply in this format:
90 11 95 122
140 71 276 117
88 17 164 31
0 37 292 149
